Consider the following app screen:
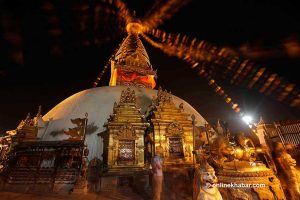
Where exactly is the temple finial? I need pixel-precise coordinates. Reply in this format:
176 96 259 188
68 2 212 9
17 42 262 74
133 10 136 19
109 29 156 88
215 119 224 135
25 112 31 120
257 116 265 125
36 105 42 117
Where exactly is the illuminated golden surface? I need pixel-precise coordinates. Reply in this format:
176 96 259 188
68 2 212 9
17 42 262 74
126 22 144 34
109 66 117 86
150 87 194 166
217 167 285 200
104 88 149 172
274 142 300 199
206 133 286 200
109 32 156 89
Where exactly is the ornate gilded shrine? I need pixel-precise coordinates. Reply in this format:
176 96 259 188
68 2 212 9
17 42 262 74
103 88 149 173
149 87 194 165
0 139 87 193
0 108 89 193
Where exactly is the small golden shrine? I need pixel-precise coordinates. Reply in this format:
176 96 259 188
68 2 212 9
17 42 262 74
103 87 149 173
150 87 194 165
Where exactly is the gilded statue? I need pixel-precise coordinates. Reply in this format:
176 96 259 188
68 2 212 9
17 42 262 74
208 136 233 168
274 142 300 200
209 132 264 168
235 132 255 149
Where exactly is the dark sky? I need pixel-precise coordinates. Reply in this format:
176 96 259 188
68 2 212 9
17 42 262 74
1 0 300 133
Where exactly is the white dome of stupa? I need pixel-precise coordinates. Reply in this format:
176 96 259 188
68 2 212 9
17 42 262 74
39 86 209 161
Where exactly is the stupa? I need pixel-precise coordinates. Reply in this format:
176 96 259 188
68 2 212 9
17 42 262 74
0 22 210 193
0 22 290 200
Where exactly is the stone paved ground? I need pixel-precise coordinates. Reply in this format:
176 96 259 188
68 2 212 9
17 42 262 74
0 170 193 200
0 190 143 200
0 186 192 200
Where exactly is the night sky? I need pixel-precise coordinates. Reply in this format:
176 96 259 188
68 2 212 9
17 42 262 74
1 0 300 133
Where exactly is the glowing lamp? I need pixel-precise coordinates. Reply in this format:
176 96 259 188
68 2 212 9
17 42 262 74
242 115 253 125
225 98 232 103
218 89 224 95
208 79 215 85
215 86 221 92
232 103 238 109
234 107 241 113
192 62 199 68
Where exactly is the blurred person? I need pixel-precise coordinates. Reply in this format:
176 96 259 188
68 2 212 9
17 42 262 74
151 146 164 200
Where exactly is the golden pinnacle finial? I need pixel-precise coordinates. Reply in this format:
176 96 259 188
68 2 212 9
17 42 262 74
133 10 136 18
126 22 144 34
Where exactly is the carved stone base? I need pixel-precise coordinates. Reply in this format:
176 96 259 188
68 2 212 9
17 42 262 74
217 166 286 200
101 176 118 192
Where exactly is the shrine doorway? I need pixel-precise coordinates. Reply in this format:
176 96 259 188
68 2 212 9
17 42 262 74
118 139 135 164
168 137 184 159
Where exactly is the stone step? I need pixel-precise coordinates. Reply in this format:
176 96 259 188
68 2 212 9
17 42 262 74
100 187 143 200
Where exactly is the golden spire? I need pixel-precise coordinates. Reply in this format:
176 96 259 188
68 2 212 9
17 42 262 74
109 22 156 88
